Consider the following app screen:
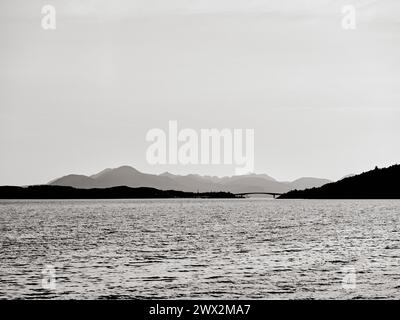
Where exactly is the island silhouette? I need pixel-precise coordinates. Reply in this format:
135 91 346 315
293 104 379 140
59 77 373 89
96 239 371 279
279 164 400 199
0 185 237 199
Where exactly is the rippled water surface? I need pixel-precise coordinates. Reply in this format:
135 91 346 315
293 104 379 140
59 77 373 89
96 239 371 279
1 199 400 299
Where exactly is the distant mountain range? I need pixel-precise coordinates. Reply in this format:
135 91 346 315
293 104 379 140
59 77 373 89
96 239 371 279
279 165 400 199
48 166 331 194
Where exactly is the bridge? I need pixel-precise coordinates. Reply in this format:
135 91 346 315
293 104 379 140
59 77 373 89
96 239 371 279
235 192 283 199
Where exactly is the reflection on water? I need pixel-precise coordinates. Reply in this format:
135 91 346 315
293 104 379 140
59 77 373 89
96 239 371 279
0 199 399 299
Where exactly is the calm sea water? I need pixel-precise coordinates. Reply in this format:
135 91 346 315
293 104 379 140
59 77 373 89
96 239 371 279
0 199 399 299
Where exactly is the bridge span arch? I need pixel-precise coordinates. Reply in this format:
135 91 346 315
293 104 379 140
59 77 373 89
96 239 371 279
234 192 283 199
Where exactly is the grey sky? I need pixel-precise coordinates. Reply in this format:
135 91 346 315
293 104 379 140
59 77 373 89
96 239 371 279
0 0 399 185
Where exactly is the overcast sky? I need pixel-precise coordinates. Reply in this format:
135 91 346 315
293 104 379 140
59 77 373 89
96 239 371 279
1 0 399 185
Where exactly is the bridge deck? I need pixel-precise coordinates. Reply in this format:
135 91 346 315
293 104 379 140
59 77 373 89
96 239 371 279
235 192 283 198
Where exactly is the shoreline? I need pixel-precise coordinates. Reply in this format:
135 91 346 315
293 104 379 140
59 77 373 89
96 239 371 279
0 185 240 200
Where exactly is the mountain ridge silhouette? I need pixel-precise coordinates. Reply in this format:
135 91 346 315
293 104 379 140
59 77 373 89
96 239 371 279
48 166 330 194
